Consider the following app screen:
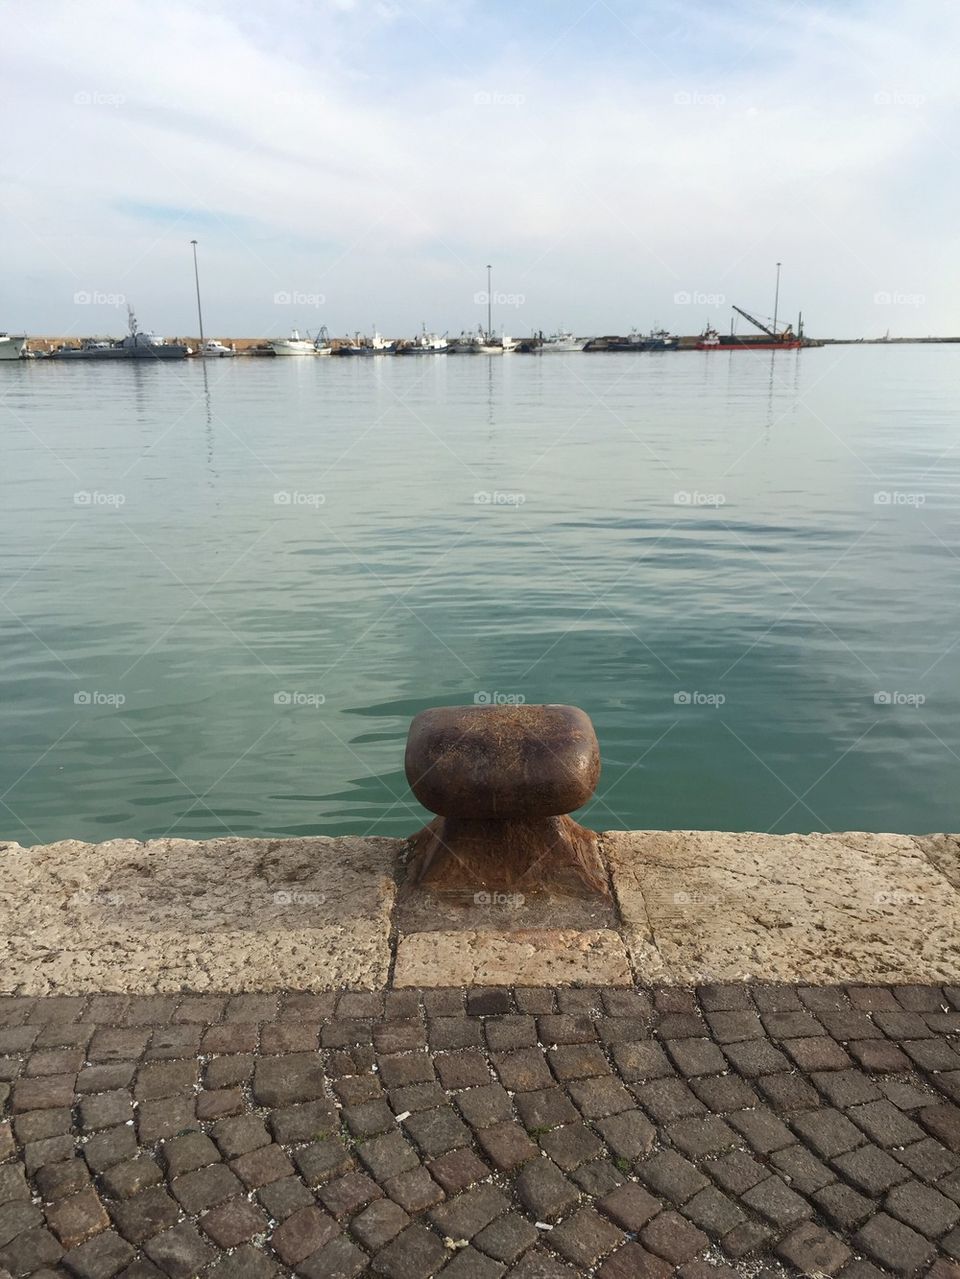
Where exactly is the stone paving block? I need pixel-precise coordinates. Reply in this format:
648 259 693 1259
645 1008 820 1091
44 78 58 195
100 1155 161 1202
143 1221 218 1278
791 1107 866 1158
636 1150 709 1204
159 1132 218 1178
567 1075 634 1119
293 1139 354 1187
550 1205 625 1267
0 1224 63 1275
111 1186 181 1245
848 1098 926 1147
24 1133 75 1174
611 1041 673 1081
597 1241 672 1278
571 1159 626 1197
272 1205 340 1266
350 1197 410 1251
319 1171 383 1219
515 1158 579 1221
44 1186 109 1248
598 1181 662 1231
705 1148 770 1195
722 1038 791 1077
689 1072 759 1113
727 1106 795 1153
539 1122 604 1171
885 1178 960 1238
170 1162 244 1214
682 1184 746 1237
490 1049 553 1092
635 1077 705 1123
920 1104 960 1151
895 1136 960 1182
430 1184 510 1240
35 1157 92 1202
257 1174 315 1221
456 1085 514 1130
476 1122 538 1171
813 1181 876 1230
741 1174 814 1227
473 1211 539 1264
83 1125 138 1173
514 1088 580 1132
665 1038 727 1077
231 1142 295 1188
757 1070 821 1111
769 1143 835 1194
538 1014 596 1045
665 1115 737 1158
59 1227 134 1277
384 1165 445 1213
404 1107 472 1158
435 1050 491 1091
268 1098 337 1145
833 1143 912 1196
427 1148 489 1195
854 1211 936 1275
775 1220 852 1275
211 1114 271 1159
136 1096 196 1145
252 1053 326 1107
370 1222 448 1278
640 1209 709 1264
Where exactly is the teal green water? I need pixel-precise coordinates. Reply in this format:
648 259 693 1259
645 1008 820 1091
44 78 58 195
1 348 958 844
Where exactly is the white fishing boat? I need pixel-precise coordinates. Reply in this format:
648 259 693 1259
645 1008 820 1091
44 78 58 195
0 333 27 361
538 330 590 352
370 330 396 354
201 340 235 358
268 328 331 356
400 326 449 354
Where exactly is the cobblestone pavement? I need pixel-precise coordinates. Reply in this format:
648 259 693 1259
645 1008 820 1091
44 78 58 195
2 985 960 1278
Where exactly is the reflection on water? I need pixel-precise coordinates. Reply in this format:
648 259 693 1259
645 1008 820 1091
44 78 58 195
1 346 959 844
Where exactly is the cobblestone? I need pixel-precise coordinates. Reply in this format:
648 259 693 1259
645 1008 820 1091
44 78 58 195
0 981 959 1273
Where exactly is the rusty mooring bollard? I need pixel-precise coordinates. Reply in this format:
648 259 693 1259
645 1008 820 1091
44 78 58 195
404 703 608 898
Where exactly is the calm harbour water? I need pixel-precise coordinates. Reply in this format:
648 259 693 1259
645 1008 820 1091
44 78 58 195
1 346 958 845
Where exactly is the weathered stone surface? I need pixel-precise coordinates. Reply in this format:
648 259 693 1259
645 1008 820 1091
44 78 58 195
0 837 397 994
394 930 631 987
606 829 960 984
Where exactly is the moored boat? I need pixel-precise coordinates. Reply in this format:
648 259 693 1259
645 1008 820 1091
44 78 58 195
268 328 331 356
536 330 591 352
607 327 677 352
51 309 188 359
399 326 449 354
0 333 27 361
200 340 235 357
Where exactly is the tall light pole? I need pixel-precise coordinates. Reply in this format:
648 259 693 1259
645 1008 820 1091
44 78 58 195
486 264 492 340
190 240 205 357
772 261 782 336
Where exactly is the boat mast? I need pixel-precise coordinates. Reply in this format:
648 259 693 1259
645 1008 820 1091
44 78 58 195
486 264 492 341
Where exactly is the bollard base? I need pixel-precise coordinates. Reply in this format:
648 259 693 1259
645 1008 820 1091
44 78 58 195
406 814 609 900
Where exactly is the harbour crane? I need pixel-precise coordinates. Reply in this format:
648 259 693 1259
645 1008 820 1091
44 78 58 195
731 304 794 340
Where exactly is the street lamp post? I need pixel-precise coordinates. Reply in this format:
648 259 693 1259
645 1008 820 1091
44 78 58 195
190 240 205 357
773 261 782 336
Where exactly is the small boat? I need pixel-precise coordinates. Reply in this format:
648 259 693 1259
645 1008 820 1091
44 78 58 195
268 328 332 356
399 326 449 354
338 330 396 356
200 340 235 358
607 328 677 352
537 330 591 352
0 333 27 361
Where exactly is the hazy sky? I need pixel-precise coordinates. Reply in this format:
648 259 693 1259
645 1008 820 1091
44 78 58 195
2 0 955 338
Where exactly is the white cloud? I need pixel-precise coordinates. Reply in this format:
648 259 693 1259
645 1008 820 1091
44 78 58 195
2 0 957 336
